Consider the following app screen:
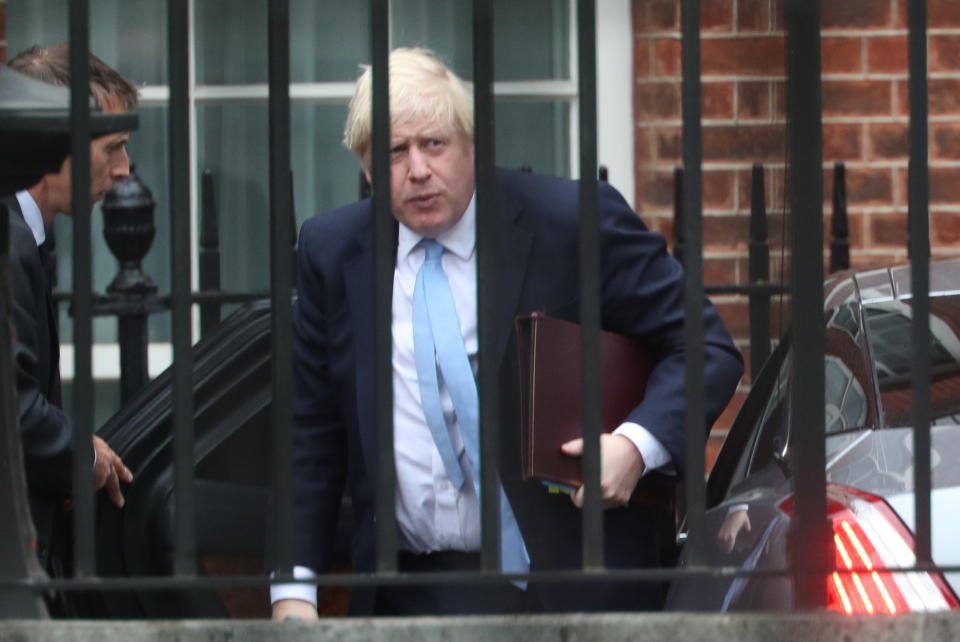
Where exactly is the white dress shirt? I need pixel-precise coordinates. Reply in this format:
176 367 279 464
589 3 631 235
391 195 483 553
271 195 671 606
16 190 46 246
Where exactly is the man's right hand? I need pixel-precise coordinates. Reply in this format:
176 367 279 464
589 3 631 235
272 598 320 620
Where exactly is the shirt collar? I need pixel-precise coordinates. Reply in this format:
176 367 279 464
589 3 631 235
398 193 477 262
15 190 45 246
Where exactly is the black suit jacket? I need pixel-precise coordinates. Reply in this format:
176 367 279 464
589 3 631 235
3 195 73 567
290 169 744 612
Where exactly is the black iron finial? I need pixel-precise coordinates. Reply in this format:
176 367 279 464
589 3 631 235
101 171 158 295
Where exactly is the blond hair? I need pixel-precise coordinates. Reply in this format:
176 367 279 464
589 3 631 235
343 47 473 164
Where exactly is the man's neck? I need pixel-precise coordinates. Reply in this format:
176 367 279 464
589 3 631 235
26 182 56 227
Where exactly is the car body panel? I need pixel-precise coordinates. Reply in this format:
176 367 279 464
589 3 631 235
668 258 960 612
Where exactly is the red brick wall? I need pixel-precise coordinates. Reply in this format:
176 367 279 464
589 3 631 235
633 0 960 470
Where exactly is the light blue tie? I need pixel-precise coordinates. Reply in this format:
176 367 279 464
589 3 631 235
412 239 530 586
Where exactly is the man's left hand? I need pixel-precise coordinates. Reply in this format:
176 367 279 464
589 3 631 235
561 434 645 509
93 435 133 508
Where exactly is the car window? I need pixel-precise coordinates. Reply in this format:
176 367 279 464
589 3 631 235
731 347 791 485
823 302 876 436
824 356 868 433
724 302 875 492
867 297 960 427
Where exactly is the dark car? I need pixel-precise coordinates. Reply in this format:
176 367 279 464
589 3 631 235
88 300 353 618
667 258 960 614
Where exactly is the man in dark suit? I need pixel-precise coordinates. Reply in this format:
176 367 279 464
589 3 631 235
4 44 136 580
271 47 743 617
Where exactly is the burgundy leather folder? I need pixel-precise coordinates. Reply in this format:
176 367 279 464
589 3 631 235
515 313 655 489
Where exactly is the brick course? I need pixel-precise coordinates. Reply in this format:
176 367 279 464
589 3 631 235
632 0 960 469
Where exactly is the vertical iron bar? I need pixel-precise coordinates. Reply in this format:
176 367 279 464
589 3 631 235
371 0 397 574
830 162 849 273
680 0 706 567
908 0 932 567
168 0 196 576
672 166 685 265
117 316 149 404
289 171 298 285
785 0 827 610
69 0 96 578
199 170 221 337
577 0 603 570
748 163 770 374
474 0 502 573
268 0 295 577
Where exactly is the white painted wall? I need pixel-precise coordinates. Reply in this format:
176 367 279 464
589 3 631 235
597 0 636 210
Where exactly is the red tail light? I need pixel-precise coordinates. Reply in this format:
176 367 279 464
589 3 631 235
781 484 959 615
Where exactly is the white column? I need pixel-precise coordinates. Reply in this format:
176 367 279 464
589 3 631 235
597 0 636 209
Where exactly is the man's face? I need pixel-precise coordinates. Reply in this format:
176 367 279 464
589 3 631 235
88 128 131 207
45 101 130 218
367 116 475 238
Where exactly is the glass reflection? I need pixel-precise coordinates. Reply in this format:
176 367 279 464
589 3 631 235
869 298 960 427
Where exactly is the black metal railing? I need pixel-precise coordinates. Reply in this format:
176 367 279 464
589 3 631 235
0 0 940 618
908 0 932 569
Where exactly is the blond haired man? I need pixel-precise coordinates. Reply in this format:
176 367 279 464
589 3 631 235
272 48 742 616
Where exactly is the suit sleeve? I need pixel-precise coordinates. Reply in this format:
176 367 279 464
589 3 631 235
8 222 73 501
290 219 349 574
596 182 744 479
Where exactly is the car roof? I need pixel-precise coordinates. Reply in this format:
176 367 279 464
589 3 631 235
823 257 960 311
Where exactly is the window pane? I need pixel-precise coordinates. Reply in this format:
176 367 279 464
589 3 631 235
290 1 371 83
6 0 167 85
196 102 361 294
392 0 570 81
391 0 474 77
195 0 268 85
194 0 569 85
196 0 370 84
197 102 271 292
493 0 570 81
496 101 570 177
290 103 366 227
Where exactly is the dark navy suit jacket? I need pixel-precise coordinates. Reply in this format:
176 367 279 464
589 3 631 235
3 195 73 568
291 169 743 613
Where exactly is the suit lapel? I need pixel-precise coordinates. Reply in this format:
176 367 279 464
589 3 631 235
343 214 397 492
4 195 62 404
491 181 533 366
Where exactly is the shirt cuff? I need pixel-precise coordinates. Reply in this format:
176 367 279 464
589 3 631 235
726 503 749 517
270 565 318 607
612 422 673 476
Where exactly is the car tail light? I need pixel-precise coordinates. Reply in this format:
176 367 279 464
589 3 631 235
781 484 959 615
